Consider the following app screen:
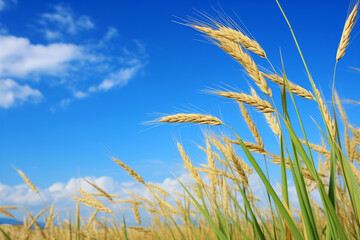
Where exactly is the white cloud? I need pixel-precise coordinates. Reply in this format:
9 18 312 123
0 35 84 78
0 174 191 222
89 64 142 92
40 4 94 40
0 78 42 108
103 27 119 41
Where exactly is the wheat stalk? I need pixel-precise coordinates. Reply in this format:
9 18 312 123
336 3 358 61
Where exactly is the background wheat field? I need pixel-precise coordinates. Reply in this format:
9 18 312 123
1 0 360 239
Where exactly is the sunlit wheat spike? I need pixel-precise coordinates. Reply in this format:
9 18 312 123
223 139 249 186
85 179 113 201
227 138 268 155
132 203 141 225
205 138 218 198
111 200 143 205
88 209 99 224
216 91 274 113
336 3 358 61
123 189 155 208
146 183 170 197
91 193 120 198
112 157 145 184
177 142 204 187
238 102 264 148
0 206 17 209
299 139 330 157
196 167 237 182
74 188 113 214
27 211 46 239
335 91 352 160
262 72 314 100
216 37 271 96
0 208 15 218
350 162 360 185
264 112 281 136
222 176 228 211
193 25 266 58
17 169 39 194
159 113 223 125
127 226 151 233
72 196 113 214
314 88 336 139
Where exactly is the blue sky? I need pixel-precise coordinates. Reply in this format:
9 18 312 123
0 0 359 219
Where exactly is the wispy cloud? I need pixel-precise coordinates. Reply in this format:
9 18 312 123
40 4 94 40
0 78 42 108
0 0 17 12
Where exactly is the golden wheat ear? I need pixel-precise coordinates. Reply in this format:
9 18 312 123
159 113 223 125
336 3 358 61
16 169 39 194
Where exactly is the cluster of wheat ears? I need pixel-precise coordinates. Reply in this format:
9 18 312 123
1 1 360 239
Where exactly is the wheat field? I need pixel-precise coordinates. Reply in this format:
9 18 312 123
1 1 360 239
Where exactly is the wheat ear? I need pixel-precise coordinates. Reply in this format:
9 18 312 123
17 169 39 194
132 203 141 225
262 73 314 100
159 113 223 125
216 91 274 113
238 102 264 148
314 88 336 139
112 157 145 184
193 25 266 58
85 179 113 201
146 183 170 197
177 142 204 187
0 208 15 218
216 37 271 96
336 3 358 61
